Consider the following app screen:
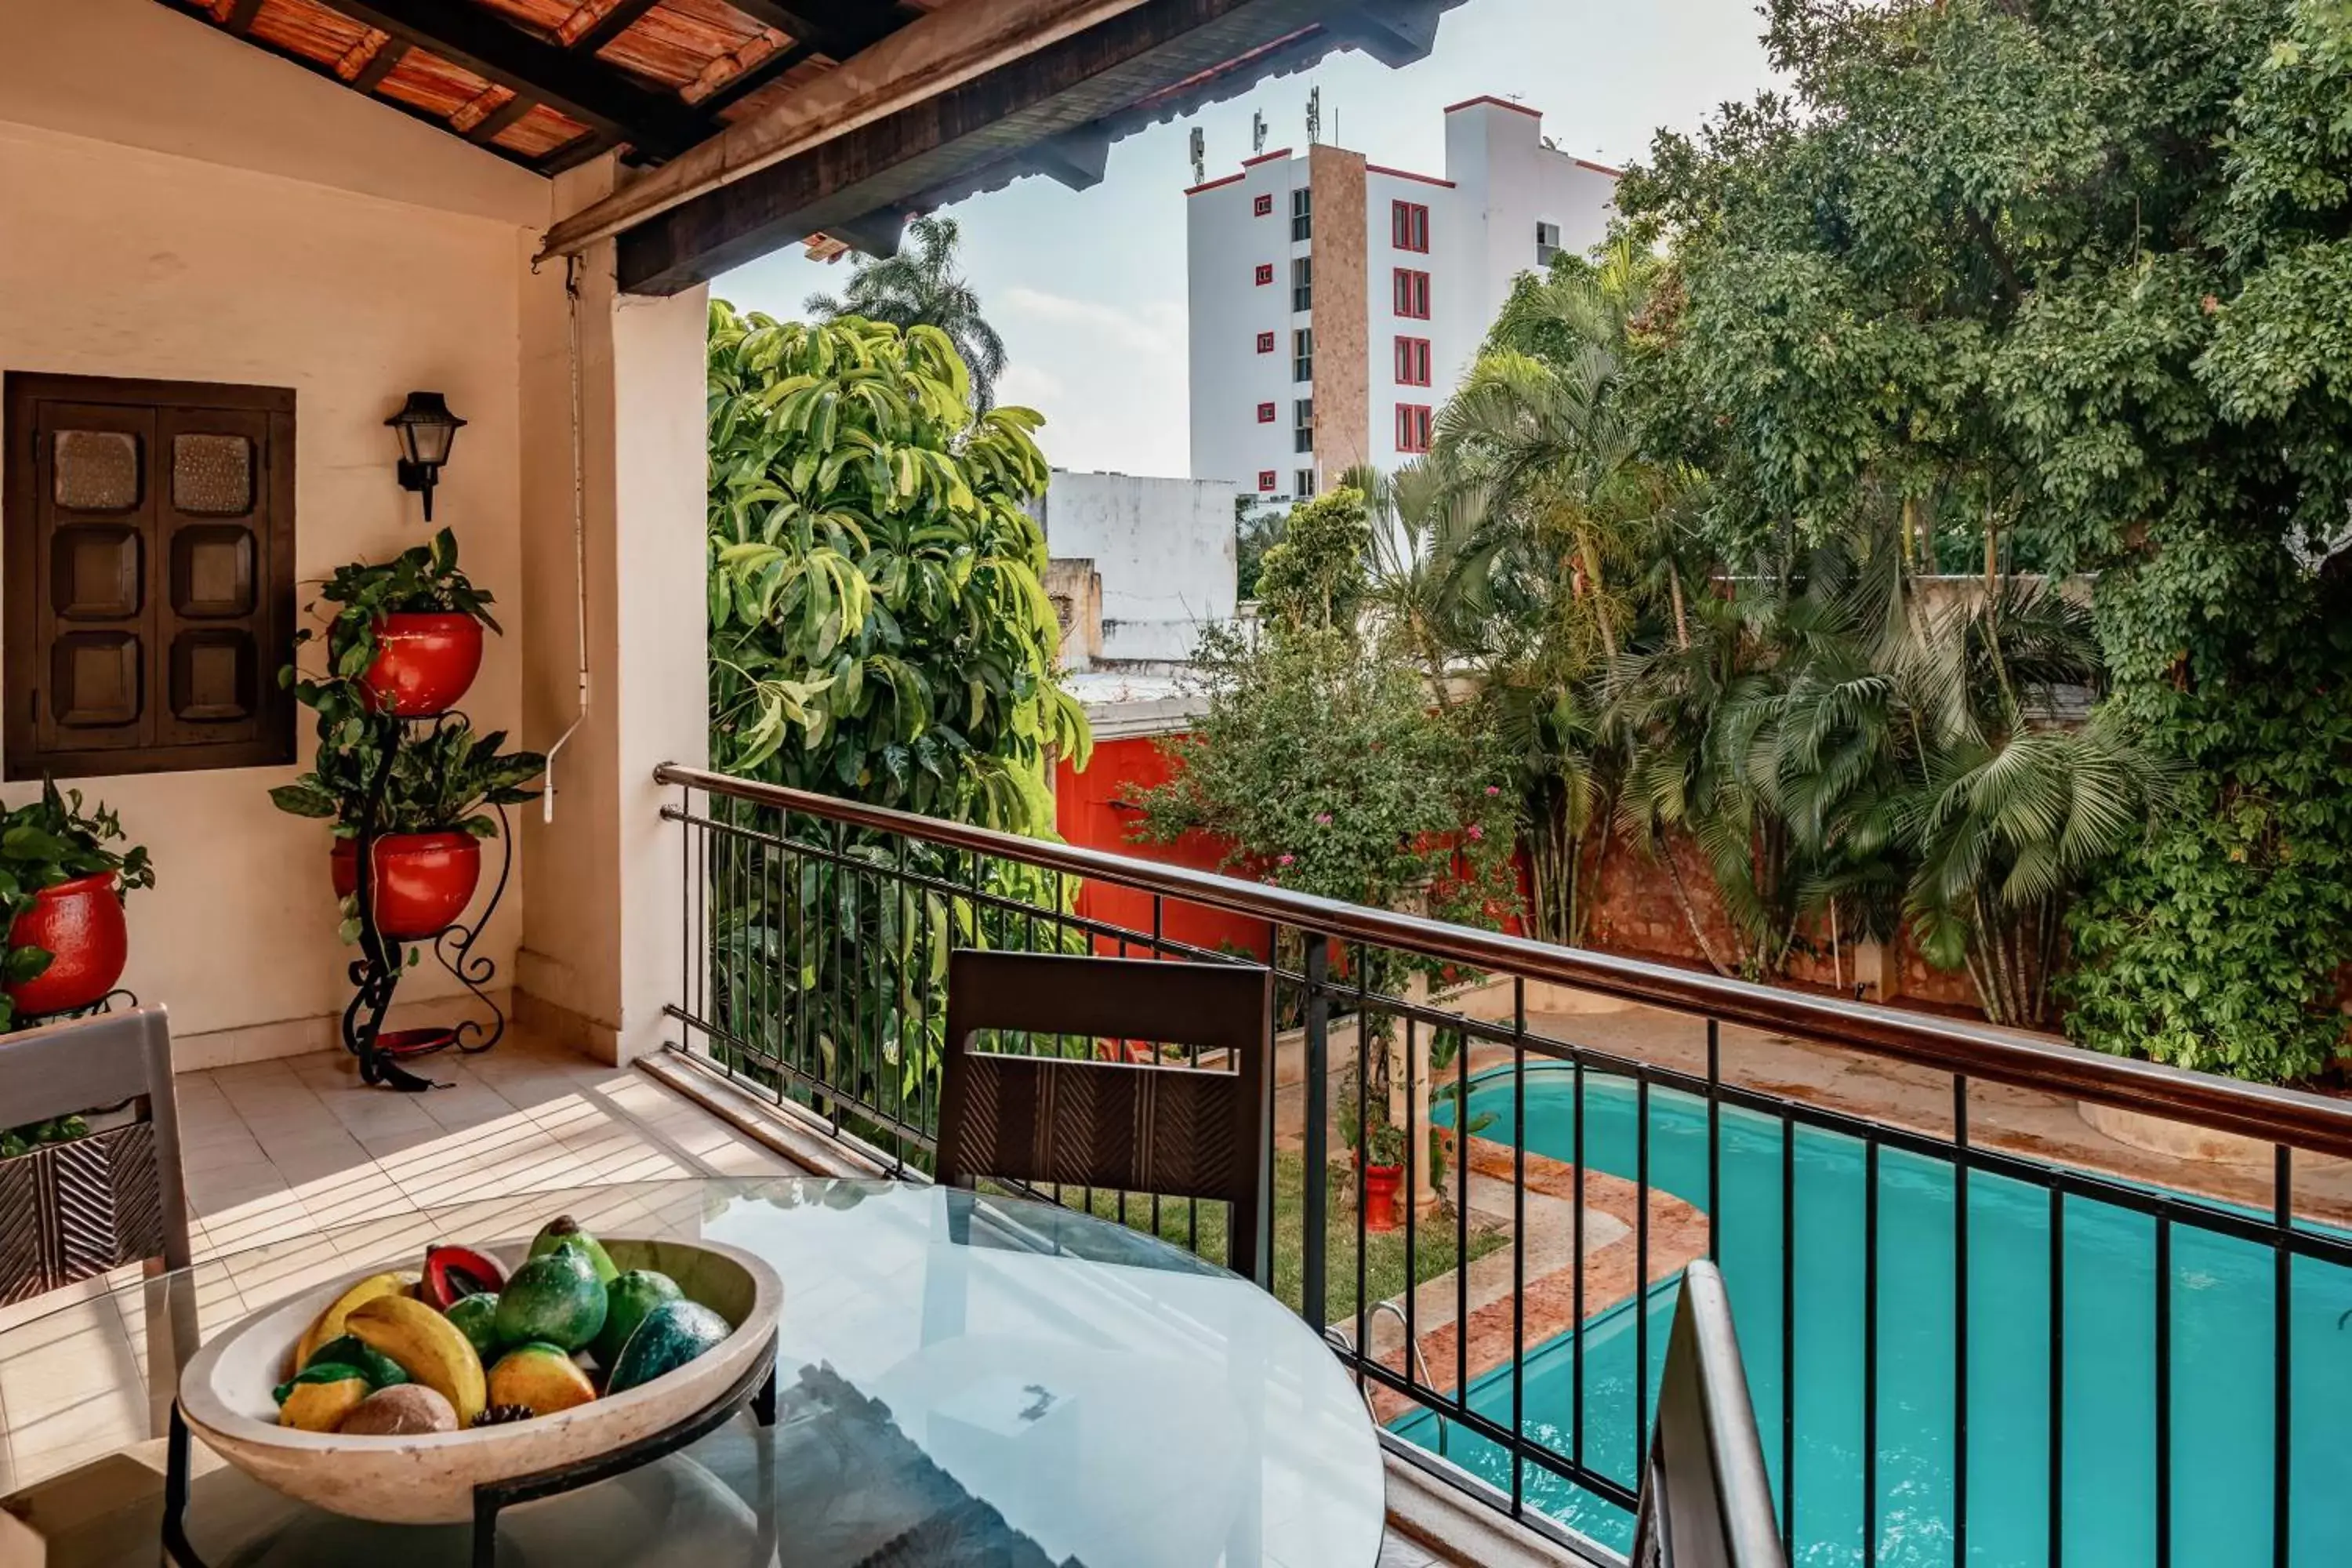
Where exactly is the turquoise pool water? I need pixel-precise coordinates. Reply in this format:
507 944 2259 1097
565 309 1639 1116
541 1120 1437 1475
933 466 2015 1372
1399 1065 2352 1565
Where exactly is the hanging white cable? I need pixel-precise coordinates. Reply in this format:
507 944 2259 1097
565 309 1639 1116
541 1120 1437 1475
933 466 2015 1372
543 252 591 822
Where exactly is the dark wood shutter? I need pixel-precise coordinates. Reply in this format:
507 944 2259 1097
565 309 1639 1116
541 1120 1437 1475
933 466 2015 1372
5 373 295 780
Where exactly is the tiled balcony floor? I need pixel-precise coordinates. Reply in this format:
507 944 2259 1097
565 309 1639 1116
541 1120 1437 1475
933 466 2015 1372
0 1029 801 1491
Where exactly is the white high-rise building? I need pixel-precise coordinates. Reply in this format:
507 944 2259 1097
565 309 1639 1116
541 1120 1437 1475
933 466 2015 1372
1186 97 1619 506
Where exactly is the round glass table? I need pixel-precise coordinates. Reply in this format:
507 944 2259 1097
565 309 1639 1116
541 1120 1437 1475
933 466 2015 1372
0 1178 1386 1567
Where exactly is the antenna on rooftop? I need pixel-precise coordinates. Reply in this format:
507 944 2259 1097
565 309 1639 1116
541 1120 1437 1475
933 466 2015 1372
1189 125 1205 184
1306 87 1321 146
1251 111 1267 155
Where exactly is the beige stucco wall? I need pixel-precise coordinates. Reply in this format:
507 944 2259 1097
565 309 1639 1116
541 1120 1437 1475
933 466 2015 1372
515 162 710 1065
0 0 550 1052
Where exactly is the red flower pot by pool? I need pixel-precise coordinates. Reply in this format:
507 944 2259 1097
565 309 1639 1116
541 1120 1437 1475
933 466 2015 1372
5 872 127 1018
331 832 481 939
1361 1162 1403 1233
361 613 483 717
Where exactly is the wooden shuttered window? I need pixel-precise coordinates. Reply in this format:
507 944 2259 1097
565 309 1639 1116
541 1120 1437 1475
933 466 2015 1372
4 373 296 780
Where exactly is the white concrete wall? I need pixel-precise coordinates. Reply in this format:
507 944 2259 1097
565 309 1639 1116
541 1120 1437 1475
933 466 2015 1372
1189 100 1619 492
0 0 555 1059
1187 151 1313 506
1445 97 1618 337
1035 471 1236 663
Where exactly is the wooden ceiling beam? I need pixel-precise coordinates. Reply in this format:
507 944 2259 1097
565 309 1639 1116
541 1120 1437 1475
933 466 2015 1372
223 0 266 32
695 40 818 118
612 0 1407 293
348 34 412 91
313 0 716 157
572 0 666 55
466 90 539 144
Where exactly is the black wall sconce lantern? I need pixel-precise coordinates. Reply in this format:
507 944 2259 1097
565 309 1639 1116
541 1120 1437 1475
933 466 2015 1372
387 391 466 521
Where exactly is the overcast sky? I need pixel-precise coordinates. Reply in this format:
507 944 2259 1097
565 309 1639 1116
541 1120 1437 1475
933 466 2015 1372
716 0 1777 477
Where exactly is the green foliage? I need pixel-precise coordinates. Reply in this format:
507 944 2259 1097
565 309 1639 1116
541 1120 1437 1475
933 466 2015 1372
706 301 1089 833
804 216 1010 410
1254 487 1372 633
1614 0 2352 1078
1129 625 1517 928
702 301 1091 1138
0 781 154 1035
268 723 543 841
1234 495 1283 602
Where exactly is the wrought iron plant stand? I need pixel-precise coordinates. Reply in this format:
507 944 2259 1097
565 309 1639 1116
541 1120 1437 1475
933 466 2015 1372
341 708 514 1093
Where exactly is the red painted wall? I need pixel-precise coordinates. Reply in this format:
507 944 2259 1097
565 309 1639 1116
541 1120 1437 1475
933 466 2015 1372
1054 736 1271 960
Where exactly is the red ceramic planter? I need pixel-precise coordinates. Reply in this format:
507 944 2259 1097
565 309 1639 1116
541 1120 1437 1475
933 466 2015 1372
5 872 128 1018
361 613 483 717
1361 1162 1403 1233
331 832 481 940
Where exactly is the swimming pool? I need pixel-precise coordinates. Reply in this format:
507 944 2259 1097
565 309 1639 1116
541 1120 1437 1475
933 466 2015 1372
1399 1064 2352 1565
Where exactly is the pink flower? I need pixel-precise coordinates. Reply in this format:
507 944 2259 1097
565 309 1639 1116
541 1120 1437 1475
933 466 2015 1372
1277 852 1296 866
1485 784 1501 797
1315 812 1334 826
1466 824 1485 841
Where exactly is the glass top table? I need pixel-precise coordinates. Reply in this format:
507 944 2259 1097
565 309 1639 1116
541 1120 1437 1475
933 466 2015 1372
0 1178 1385 1567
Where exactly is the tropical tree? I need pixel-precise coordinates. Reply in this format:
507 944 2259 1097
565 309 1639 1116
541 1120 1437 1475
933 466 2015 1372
804 215 1009 410
703 301 1089 1125
706 302 1087 831
1411 245 1696 948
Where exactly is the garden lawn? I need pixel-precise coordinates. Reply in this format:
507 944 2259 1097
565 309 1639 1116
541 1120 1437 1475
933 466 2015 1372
1054 1151 1507 1327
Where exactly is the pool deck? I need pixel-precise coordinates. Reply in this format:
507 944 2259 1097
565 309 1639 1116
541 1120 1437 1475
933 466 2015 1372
1340 993 2352 1421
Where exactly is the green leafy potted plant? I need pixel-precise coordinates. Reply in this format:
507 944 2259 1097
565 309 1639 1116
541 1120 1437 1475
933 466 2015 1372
296 527 499 718
270 722 543 942
0 781 154 1026
275 535 539 944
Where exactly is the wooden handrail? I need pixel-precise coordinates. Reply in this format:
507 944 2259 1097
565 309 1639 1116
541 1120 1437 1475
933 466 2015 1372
656 762 2352 1160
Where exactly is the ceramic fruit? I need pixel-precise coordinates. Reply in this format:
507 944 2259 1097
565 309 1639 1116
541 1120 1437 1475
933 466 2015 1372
292 1272 414 1374
443 1292 501 1363
591 1269 684 1367
486 1343 597 1417
605 1300 730 1395
339 1384 459 1436
301 1335 408 1390
343 1295 487 1426
278 1370 369 1432
494 1248 606 1352
177 1236 778 1524
419 1245 507 1311
528 1216 619 1286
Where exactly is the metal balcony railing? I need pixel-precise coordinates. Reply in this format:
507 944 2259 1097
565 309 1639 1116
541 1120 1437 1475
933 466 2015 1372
657 762 2352 1567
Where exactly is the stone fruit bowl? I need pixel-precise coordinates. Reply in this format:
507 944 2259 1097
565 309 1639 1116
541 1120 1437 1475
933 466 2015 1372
177 1237 781 1524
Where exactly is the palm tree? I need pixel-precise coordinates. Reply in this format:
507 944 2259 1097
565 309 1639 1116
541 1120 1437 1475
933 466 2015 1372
1416 242 1694 948
804 215 1008 409
1761 565 2169 1025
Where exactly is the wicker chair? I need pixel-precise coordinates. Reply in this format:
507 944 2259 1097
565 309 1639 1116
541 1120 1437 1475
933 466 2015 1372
934 950 1275 1285
0 1007 191 1305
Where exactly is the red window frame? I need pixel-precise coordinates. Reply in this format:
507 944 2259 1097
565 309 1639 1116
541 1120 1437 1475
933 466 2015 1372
1392 200 1429 253
1257 401 1277 423
1395 336 1432 387
1393 269 1431 319
1253 193 1274 217
1254 263 1274 286
1396 404 1432 454
1256 331 1276 354
1258 470 1279 492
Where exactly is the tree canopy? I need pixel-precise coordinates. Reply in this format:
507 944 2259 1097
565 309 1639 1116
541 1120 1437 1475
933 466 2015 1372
1617 0 2352 1076
804 216 1011 411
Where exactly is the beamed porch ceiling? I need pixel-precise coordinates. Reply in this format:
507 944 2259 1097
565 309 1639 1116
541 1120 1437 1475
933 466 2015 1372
154 0 1461 291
